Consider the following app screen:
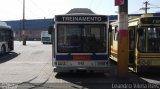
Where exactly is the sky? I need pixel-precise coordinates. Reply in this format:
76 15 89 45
0 0 160 21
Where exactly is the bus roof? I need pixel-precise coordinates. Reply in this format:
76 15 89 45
0 21 11 29
66 8 95 15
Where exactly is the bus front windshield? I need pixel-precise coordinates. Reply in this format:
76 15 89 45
138 27 160 53
57 24 106 53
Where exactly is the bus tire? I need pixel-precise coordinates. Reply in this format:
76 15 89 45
1 45 6 55
134 65 144 74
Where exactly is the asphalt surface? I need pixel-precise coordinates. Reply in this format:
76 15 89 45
0 41 159 89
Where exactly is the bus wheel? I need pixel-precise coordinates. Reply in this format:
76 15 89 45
1 45 6 55
134 65 143 74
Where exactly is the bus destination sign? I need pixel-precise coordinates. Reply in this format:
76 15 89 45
55 15 108 22
141 17 160 24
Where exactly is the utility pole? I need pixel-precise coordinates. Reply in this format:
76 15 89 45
19 19 22 41
22 0 26 45
140 1 150 14
144 1 149 14
116 0 129 78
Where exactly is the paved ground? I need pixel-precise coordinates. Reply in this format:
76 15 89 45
0 41 159 89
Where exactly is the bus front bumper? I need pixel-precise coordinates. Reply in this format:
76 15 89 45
54 66 110 73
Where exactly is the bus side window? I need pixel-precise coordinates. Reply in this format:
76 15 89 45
158 28 160 37
129 28 135 50
137 28 144 36
0 30 5 41
0 31 2 42
138 28 145 52
114 26 118 41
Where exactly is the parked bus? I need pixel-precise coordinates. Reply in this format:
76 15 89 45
0 21 14 56
49 8 111 73
41 31 51 44
110 14 160 72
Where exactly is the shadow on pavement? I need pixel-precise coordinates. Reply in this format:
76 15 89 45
137 69 160 82
55 71 155 89
53 60 160 89
0 52 20 64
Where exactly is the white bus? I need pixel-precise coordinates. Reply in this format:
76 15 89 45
49 8 111 73
41 31 51 44
0 21 14 56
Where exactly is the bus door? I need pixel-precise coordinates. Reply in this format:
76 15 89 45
129 28 135 65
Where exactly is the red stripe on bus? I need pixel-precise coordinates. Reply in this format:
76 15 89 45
73 55 91 61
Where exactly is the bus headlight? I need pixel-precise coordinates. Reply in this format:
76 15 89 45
55 61 66 66
97 61 107 66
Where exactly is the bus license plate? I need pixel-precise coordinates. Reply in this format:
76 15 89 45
70 61 88 66
70 61 94 66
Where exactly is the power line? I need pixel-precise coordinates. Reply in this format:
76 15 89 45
149 3 160 8
89 0 103 13
89 0 95 10
139 1 160 14
129 9 143 14
17 0 44 19
16 0 22 4
28 0 47 16
139 1 150 14
94 0 103 11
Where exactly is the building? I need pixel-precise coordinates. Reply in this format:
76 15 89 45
5 19 53 41
5 13 160 41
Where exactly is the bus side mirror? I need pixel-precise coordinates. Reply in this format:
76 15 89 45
109 25 112 32
48 26 53 34
137 28 143 36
